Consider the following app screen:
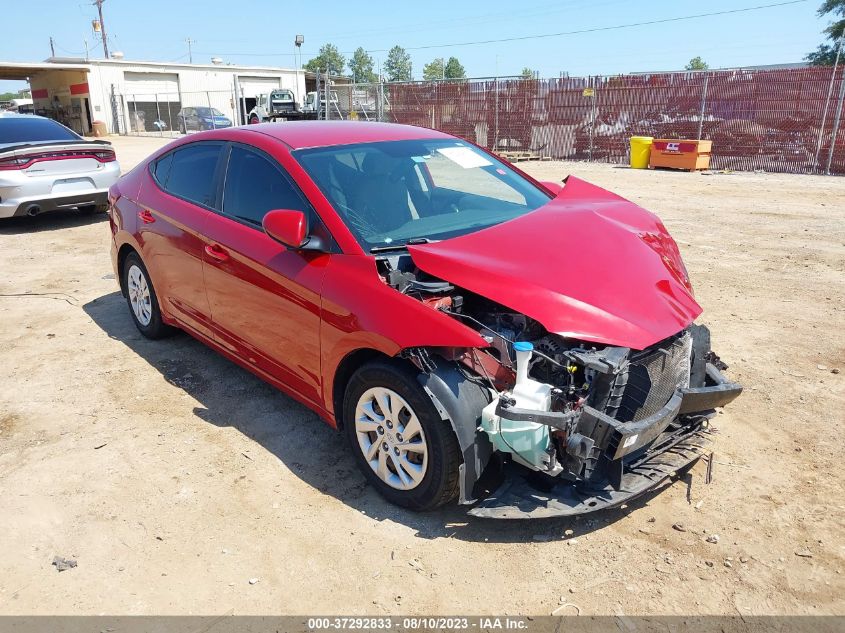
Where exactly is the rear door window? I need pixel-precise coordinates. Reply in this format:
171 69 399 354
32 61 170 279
158 142 223 208
222 145 309 227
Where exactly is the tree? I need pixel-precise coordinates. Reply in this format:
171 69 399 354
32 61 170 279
444 57 466 79
384 45 412 82
521 67 537 80
685 56 709 71
806 0 845 65
422 58 445 81
349 47 376 83
304 43 345 75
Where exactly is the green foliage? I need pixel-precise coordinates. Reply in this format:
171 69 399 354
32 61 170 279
349 47 376 83
806 1 845 65
520 67 537 80
422 58 445 81
384 46 413 82
304 43 346 75
0 89 29 101
684 56 709 71
444 57 466 79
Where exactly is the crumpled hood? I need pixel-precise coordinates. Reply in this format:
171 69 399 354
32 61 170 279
408 176 701 350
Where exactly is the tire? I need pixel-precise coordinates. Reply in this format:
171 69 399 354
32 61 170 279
249 115 260 125
343 359 461 511
122 252 175 339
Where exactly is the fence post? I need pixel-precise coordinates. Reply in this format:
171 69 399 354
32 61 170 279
826 67 845 175
131 95 138 135
697 71 709 140
165 97 173 138
154 92 162 137
206 92 215 130
814 28 843 173
494 76 500 151
588 77 595 161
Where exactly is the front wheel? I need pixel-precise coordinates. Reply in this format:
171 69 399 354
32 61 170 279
122 252 175 339
343 360 461 511
249 115 260 124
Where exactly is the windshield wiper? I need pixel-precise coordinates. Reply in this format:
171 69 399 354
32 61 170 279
369 237 433 253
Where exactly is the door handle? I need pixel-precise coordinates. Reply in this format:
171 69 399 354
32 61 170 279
138 209 155 224
205 243 230 263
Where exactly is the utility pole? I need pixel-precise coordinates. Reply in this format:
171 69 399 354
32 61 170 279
92 0 109 59
186 38 196 64
49 37 55 58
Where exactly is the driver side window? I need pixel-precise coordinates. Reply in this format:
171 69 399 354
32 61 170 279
222 146 309 227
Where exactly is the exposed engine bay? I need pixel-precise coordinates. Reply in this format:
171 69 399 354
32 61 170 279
378 253 742 517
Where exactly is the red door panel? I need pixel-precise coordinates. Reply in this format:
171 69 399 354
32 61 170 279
201 214 329 406
136 176 214 338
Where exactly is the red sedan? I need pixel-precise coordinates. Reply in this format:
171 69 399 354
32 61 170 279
108 121 740 518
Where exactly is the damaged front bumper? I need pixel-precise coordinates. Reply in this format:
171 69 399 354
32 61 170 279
469 362 741 519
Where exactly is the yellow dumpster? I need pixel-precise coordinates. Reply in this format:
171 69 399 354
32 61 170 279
629 136 653 169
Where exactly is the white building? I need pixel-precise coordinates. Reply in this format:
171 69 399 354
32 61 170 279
0 57 305 135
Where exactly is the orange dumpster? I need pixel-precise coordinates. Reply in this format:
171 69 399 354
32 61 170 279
649 139 711 172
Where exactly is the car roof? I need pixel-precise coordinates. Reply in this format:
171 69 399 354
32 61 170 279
246 121 453 150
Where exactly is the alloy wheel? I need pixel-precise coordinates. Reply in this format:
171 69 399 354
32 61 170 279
127 264 152 326
354 387 428 490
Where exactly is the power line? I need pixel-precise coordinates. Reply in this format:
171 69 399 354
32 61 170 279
360 0 811 53
186 0 810 60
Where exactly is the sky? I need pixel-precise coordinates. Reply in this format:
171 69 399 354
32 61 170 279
0 0 834 92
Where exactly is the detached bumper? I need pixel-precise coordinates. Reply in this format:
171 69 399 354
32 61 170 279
469 362 741 519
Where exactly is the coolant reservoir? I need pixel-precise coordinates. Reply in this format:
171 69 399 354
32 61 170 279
481 342 554 471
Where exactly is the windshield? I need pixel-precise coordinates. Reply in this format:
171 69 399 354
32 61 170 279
0 117 80 144
294 139 551 251
196 108 225 117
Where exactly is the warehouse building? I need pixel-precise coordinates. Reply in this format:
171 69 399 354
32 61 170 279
0 57 306 135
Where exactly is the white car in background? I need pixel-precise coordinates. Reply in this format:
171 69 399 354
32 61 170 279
0 113 120 219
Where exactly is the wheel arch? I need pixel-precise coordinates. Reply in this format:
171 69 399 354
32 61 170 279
331 347 394 430
331 345 494 505
116 242 139 296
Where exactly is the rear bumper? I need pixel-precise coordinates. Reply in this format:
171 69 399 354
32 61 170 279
1 190 109 218
468 362 741 519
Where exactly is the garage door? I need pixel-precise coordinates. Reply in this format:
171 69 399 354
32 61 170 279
238 76 281 98
124 72 180 99
123 72 181 134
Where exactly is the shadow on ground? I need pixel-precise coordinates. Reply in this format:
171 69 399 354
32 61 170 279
83 290 682 543
0 210 107 235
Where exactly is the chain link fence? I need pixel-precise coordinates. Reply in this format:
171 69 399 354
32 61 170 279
112 88 240 138
113 66 845 175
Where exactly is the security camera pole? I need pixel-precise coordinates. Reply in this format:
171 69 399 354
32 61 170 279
93 0 109 59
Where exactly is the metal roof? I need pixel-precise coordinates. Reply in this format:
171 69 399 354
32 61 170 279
0 61 90 80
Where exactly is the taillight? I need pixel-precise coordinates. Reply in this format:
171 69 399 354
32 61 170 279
0 156 29 170
93 149 116 162
0 148 116 169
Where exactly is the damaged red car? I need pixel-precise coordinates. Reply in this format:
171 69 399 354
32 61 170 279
108 121 741 518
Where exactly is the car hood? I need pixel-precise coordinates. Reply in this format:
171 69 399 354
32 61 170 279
408 176 701 350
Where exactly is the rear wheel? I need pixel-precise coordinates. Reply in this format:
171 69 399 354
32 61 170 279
122 252 175 339
343 360 461 511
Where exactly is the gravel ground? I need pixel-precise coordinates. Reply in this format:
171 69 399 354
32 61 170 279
0 134 842 615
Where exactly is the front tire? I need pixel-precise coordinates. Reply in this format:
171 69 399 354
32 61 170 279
343 360 461 511
249 115 260 125
122 252 174 339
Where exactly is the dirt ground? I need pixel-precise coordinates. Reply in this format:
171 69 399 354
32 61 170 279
0 134 843 616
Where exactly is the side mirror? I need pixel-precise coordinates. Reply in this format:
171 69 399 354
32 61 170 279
540 181 563 196
263 209 308 248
